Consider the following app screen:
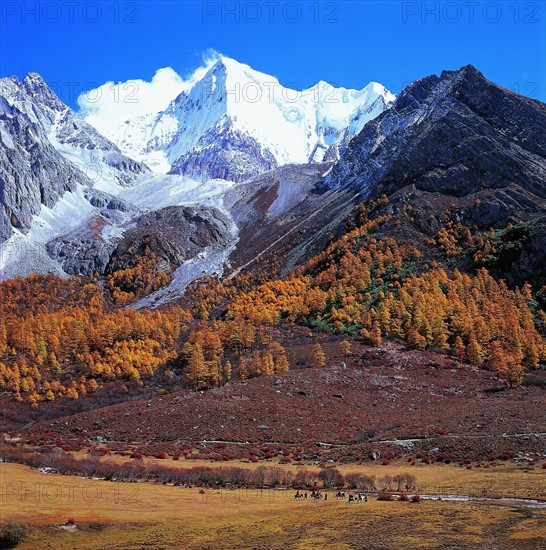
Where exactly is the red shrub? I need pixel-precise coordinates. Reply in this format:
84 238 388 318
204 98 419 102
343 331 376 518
399 493 409 501
66 518 76 525
381 460 390 466
377 492 393 501
498 452 514 460
411 494 421 503
155 452 167 459
89 447 109 456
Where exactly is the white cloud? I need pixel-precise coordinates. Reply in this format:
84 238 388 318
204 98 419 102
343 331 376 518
78 53 219 124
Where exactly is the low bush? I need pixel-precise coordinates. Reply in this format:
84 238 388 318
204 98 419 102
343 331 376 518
411 494 421 503
1 521 30 545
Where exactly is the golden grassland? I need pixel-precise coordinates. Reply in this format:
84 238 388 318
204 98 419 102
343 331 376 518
1 462 546 549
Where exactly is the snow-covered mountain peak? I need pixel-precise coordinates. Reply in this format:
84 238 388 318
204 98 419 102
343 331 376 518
85 57 395 181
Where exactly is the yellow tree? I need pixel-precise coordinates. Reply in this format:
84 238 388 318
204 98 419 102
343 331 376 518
488 340 508 382
312 343 327 368
453 336 466 360
407 328 426 350
369 322 382 347
467 336 485 365
339 340 351 357
223 360 232 382
268 342 289 373
238 356 249 380
508 361 524 388
186 343 206 388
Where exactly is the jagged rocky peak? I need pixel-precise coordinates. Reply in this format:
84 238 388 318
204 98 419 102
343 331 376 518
0 97 93 243
325 63 546 199
0 71 150 190
0 69 151 279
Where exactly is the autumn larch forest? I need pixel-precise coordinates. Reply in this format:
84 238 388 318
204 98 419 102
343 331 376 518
1 199 544 411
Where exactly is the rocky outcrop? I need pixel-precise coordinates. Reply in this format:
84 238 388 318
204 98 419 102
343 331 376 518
106 205 233 274
46 205 233 277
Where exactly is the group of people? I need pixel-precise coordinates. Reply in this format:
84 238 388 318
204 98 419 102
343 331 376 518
293 490 369 503
293 489 327 500
335 491 369 502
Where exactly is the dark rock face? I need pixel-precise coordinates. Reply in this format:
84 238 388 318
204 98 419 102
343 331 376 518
83 188 136 214
46 205 233 277
106 205 233 274
326 65 546 207
169 121 277 183
45 190 139 275
46 216 114 276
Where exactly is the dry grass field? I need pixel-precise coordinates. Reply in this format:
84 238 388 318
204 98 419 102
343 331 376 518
2 461 545 549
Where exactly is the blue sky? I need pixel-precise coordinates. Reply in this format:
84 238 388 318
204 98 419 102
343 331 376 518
1 0 545 108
